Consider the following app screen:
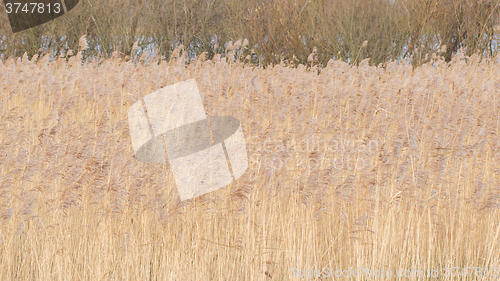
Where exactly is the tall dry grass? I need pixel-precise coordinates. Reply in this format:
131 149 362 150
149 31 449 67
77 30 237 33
1 45 500 280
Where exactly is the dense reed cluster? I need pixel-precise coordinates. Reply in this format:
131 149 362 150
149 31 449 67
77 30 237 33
1 45 500 279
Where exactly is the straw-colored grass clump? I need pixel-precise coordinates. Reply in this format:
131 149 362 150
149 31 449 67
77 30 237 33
1 47 500 280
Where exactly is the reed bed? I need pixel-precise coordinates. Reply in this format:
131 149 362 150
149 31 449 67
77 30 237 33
1 45 500 280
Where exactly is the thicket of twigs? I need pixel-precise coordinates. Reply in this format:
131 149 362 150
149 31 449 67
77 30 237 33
1 0 500 67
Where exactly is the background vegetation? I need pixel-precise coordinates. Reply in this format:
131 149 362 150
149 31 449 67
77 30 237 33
1 0 500 67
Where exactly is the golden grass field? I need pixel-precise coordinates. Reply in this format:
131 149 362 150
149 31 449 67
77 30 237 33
1 46 500 280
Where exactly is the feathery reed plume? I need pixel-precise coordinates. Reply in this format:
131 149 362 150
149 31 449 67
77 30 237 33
79 35 88 51
226 41 233 52
233 39 242 51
